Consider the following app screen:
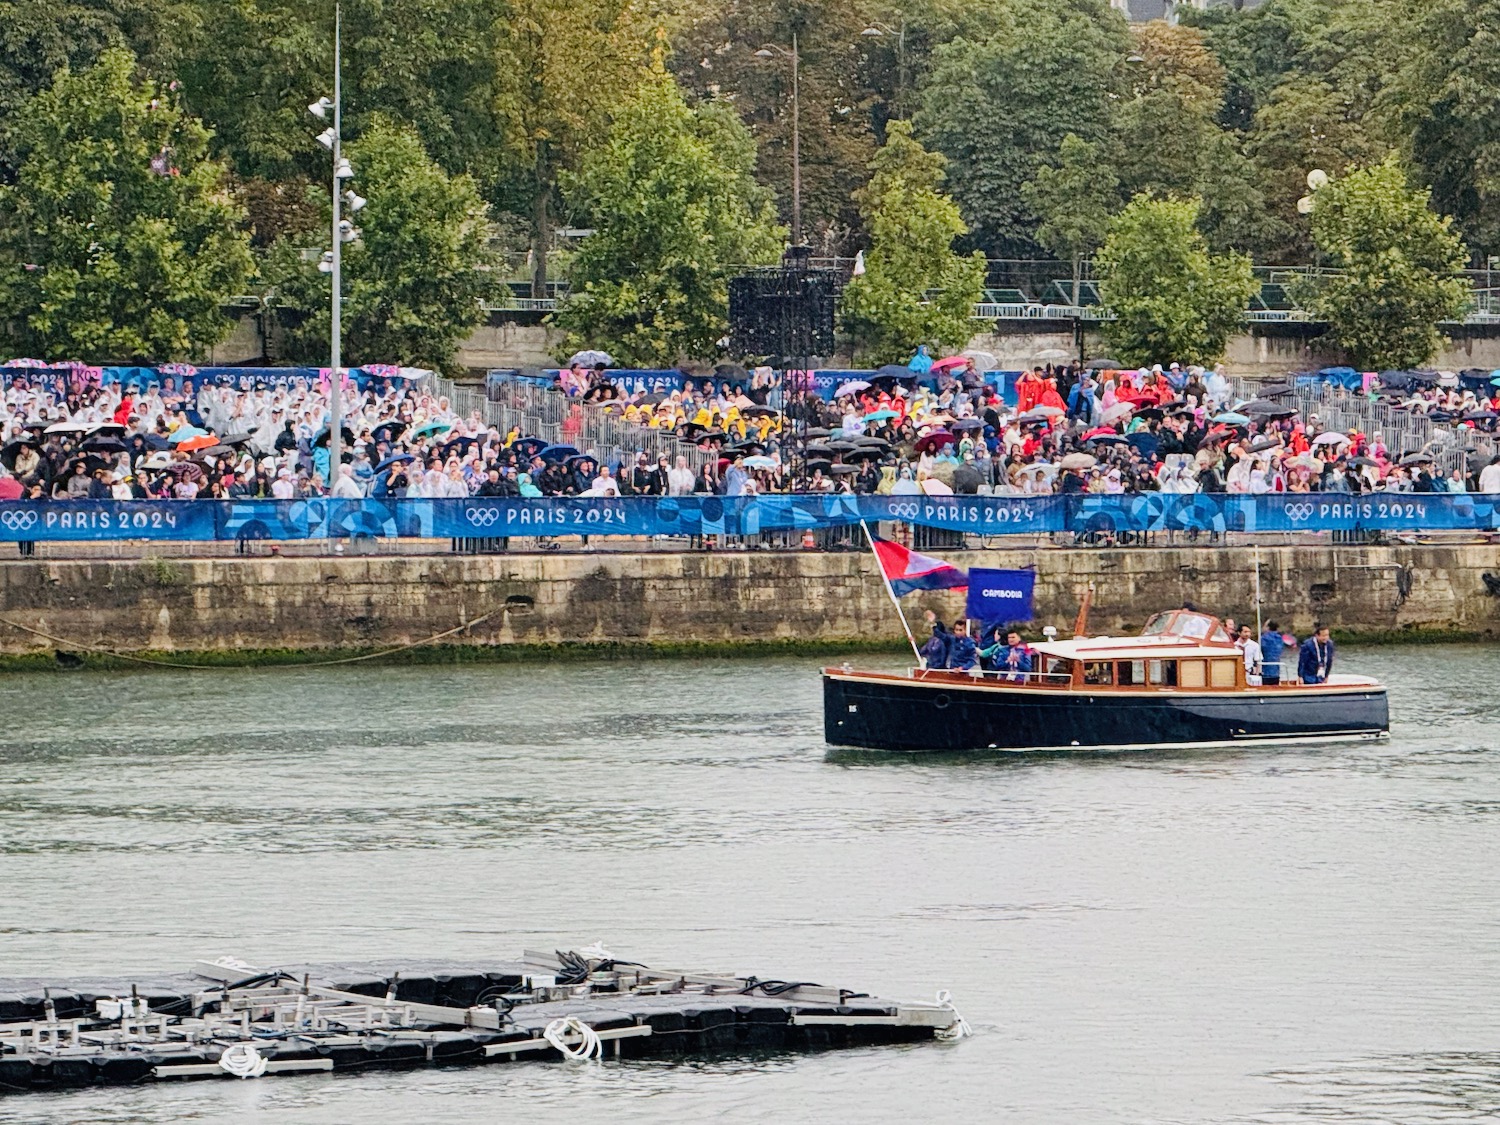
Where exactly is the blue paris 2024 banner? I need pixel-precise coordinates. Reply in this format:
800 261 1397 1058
2 494 1500 541
965 568 1037 624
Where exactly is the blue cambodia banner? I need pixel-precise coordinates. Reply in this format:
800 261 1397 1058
3 494 1500 542
966 568 1036 623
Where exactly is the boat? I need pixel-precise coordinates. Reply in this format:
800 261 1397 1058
823 609 1389 753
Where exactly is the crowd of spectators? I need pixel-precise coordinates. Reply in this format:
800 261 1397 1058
3 356 1500 503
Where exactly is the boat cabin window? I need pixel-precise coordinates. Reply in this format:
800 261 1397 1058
1140 610 1231 643
1148 659 1175 686
1118 660 1148 686
1210 659 1237 688
1083 661 1114 686
1179 659 1207 688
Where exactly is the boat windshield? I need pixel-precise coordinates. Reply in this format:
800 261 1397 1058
1140 610 1230 643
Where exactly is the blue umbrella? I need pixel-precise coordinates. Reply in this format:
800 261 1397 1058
410 419 454 440
168 426 207 444
538 444 580 462
512 436 548 457
875 364 913 380
1214 412 1251 425
375 453 416 474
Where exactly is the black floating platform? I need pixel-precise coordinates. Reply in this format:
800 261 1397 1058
0 950 967 1092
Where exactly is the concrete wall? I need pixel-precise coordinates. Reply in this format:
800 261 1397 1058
2 544 1498 659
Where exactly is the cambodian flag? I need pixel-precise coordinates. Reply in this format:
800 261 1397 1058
871 537 968 597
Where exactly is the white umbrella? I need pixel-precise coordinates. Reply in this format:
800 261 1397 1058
962 350 998 373
1060 452 1097 471
1102 402 1134 425
44 421 93 434
1034 348 1071 361
834 380 871 398
920 478 953 496
1031 404 1066 418
568 350 613 367
1311 432 1349 447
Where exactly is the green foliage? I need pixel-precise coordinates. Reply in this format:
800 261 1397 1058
263 118 492 371
0 49 252 361
916 0 1130 256
1095 194 1257 366
1298 156 1471 371
554 69 783 367
1021 133 1117 303
840 120 987 363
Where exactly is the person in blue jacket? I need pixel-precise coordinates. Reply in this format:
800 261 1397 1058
946 620 979 671
980 629 1035 681
919 610 951 670
1258 619 1286 686
1297 623 1335 684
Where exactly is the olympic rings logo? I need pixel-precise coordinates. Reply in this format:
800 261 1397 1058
0 509 38 531
465 507 502 527
889 503 921 519
1284 502 1316 521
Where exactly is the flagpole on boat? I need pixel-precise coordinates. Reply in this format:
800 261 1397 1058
1254 543 1263 637
860 519 924 664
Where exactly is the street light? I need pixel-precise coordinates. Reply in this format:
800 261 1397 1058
753 35 802 248
309 3 355 499
861 21 907 116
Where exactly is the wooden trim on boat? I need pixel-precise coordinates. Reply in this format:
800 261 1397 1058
821 667 1385 699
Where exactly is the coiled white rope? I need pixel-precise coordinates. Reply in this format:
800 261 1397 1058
542 1016 603 1061
218 1042 268 1078
933 989 972 1041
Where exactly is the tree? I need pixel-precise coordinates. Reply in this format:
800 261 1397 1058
1385 0 1500 256
491 0 639 297
671 0 881 253
1020 133 1118 305
263 118 492 371
0 49 252 361
1095 194 1257 366
917 0 1130 256
840 120 987 363
1298 156 1470 371
554 67 783 367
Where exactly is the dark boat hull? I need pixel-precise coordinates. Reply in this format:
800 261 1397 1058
823 673 1390 753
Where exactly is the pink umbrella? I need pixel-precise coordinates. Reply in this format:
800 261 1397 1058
921 478 953 496
929 356 969 375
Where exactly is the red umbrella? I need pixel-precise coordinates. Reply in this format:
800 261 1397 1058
177 433 218 452
929 356 969 375
914 430 956 454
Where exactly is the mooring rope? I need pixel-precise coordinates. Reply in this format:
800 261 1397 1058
0 609 501 672
542 1016 602 1061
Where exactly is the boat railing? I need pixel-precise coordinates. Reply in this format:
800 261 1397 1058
913 667 1073 687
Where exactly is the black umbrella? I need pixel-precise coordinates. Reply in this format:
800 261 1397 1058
80 437 128 454
876 364 913 379
842 447 885 461
854 436 891 448
727 441 766 455
1349 456 1380 468
220 429 259 446
0 438 38 471
951 418 984 432
804 443 835 457
827 439 858 452
695 429 727 443
1406 370 1441 385
1464 410 1498 422
1400 451 1434 465
1085 357 1122 369
1249 436 1281 453
714 363 748 380
830 464 859 475
803 427 832 439
1133 407 1164 421
373 421 410 442
313 425 357 448
805 458 833 472
1242 400 1295 417
1253 382 1296 398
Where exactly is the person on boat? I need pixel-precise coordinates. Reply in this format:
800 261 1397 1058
1298 624 1335 684
1259 620 1286 685
1237 624 1263 686
980 630 1034 682
946 620 978 671
919 610 951 669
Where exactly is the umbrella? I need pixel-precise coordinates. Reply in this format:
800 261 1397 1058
1125 433 1159 457
842 447 885 462
166 426 208 444
743 455 777 470
1033 348 1071 361
1311 432 1349 447
511 436 548 458
198 445 235 460
79 437 128 454
696 429 727 443
854 436 891 448
1031 404 1066 418
831 464 860 476
1133 407 1164 421
951 418 984 432
538 444 581 462
44 421 93 435
314 425 357 448
962 350 997 373
1086 434 1130 446
921 478 953 496
89 422 126 435
220 429 259 446
1254 382 1296 398
0 438 38 470
1401 451 1434 465
1214 412 1251 425
141 451 174 470
1464 410 1498 422
805 459 833 472
1016 410 1055 425
834 380 871 398
875 364 913 380
1060 452 1097 471
864 409 899 423
727 441 766 455
142 434 169 451
743 406 778 417
163 461 204 480
803 427 832 439
826 439 858 452
177 433 218 453
1249 436 1281 453
929 356 969 375
914 430 955 453
714 363 748 380
409 420 453 440
1102 402 1135 425
568 350 613 367
1018 462 1060 481
375 453 417 474
1349 456 1380 468
1084 357 1121 370
804 444 836 457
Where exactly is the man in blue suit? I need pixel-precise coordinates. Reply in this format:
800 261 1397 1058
1298 623 1335 684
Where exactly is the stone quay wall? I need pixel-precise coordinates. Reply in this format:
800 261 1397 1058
0 544 1498 661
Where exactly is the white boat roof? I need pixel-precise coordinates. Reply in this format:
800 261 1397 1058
1031 636 1244 662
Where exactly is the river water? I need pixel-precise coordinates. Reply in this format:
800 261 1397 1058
1 647 1498 1124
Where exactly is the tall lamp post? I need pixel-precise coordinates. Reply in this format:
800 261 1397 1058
754 35 801 248
309 3 363 507
860 21 906 117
